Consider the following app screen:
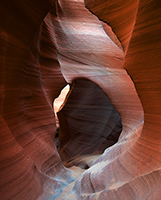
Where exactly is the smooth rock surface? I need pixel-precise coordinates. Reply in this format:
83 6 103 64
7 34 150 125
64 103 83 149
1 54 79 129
0 0 161 199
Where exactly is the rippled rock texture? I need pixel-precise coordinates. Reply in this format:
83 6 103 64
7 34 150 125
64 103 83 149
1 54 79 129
0 0 161 199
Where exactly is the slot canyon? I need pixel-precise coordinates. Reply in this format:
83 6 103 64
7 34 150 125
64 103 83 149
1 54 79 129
0 0 161 199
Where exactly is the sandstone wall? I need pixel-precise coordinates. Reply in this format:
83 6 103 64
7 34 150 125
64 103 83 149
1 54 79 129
0 0 161 199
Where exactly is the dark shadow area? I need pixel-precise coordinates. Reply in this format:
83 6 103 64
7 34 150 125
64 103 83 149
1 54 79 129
55 78 122 167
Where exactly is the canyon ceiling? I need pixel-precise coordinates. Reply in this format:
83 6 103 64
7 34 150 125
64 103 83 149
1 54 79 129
0 0 161 199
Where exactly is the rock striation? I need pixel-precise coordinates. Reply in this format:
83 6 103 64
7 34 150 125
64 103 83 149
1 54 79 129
0 0 161 199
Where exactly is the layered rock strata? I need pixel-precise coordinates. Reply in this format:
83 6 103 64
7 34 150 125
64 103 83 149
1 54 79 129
0 0 161 199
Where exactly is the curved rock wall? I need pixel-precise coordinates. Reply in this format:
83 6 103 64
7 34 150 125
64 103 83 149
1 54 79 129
0 1 72 199
0 0 161 199
68 0 161 199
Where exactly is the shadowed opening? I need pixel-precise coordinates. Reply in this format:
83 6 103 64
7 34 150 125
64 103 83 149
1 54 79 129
54 79 122 168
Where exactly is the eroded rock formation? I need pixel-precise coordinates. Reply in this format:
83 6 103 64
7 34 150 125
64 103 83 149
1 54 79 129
0 0 161 199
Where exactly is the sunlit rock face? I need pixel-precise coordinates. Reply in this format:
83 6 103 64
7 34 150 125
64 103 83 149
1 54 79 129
54 84 70 127
0 0 161 200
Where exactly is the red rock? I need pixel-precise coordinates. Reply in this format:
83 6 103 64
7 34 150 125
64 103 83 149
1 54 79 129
0 0 161 199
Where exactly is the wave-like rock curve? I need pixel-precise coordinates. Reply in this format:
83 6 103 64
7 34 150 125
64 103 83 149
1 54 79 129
0 0 161 199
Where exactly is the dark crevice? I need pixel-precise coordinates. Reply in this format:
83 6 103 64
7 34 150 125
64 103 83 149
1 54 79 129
54 79 122 166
